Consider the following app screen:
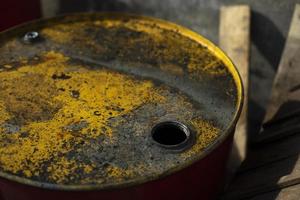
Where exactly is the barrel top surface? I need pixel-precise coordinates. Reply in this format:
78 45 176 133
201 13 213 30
0 13 242 190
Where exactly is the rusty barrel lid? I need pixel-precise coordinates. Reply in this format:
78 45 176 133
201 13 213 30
0 13 243 190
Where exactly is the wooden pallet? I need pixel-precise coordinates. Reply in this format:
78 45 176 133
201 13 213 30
222 4 300 200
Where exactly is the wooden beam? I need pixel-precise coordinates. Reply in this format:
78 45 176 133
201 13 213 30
40 0 59 18
223 154 300 200
219 5 250 180
240 133 300 172
222 5 300 200
258 4 300 143
249 184 300 200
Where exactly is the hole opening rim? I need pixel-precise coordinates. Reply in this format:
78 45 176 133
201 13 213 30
151 121 192 150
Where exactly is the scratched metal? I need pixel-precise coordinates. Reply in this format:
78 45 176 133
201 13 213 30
0 13 243 190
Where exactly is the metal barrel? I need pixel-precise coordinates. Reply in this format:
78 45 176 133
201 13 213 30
0 13 243 200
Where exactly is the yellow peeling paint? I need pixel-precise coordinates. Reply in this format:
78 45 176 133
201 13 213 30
47 157 77 183
188 59 227 76
3 64 12 69
42 19 229 80
94 20 123 28
182 119 219 158
0 51 165 183
42 24 75 43
0 102 10 123
83 165 94 174
46 157 95 184
106 165 133 180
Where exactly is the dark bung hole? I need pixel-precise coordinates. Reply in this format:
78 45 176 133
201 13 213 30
151 121 190 148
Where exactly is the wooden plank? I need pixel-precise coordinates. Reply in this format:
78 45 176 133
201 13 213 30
240 133 300 172
249 184 300 200
219 5 250 180
222 4 300 200
258 4 300 143
40 0 59 17
223 153 300 200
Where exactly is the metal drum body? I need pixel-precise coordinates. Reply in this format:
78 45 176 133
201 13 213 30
0 134 233 200
0 13 243 200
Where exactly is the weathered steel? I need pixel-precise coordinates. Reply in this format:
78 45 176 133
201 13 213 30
0 13 243 200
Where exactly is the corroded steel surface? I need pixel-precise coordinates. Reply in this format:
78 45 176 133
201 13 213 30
0 13 242 190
